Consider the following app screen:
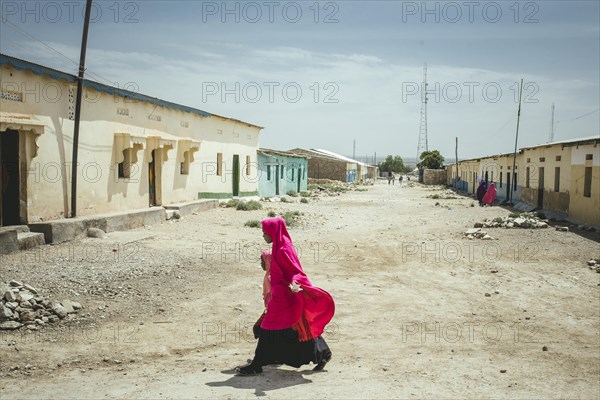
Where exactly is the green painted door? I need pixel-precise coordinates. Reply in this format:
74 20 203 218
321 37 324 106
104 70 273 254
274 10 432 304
233 155 240 197
275 164 280 195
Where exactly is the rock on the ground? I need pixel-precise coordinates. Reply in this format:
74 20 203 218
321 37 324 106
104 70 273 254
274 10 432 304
51 303 68 319
0 321 23 330
87 228 106 239
4 290 17 302
61 300 77 314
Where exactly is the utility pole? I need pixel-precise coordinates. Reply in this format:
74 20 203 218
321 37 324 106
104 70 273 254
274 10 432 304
455 137 459 191
548 103 555 143
70 0 93 218
510 78 524 204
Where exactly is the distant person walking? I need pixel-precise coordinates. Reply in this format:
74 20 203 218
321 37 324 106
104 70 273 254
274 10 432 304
476 180 488 206
482 182 497 206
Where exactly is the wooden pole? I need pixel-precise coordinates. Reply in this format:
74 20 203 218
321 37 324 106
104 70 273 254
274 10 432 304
455 137 459 191
510 78 524 204
70 0 93 218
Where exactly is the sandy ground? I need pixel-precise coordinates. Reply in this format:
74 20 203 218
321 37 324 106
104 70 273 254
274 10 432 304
1 181 599 399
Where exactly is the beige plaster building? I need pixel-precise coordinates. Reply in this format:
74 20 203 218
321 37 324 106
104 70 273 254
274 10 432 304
0 54 262 226
447 136 599 226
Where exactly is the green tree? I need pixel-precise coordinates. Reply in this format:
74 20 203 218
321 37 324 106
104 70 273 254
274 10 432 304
379 155 406 173
417 150 445 169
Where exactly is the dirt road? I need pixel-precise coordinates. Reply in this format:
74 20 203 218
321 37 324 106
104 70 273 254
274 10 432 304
1 182 599 399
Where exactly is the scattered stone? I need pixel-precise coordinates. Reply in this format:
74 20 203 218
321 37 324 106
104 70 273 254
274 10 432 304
87 228 106 239
587 260 597 266
51 303 68 319
19 300 32 309
19 310 35 322
0 305 14 319
61 300 76 314
466 228 481 235
485 293 492 297
0 321 23 330
23 284 38 294
4 291 17 302
542 346 548 351
9 280 23 287
500 369 507 373
5 302 18 310
513 218 526 226
473 213 553 231
18 292 34 302
555 226 569 232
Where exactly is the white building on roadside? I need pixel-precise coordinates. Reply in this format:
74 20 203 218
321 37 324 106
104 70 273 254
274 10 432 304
0 53 263 226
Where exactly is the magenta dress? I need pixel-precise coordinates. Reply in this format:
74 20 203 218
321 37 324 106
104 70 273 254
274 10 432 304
251 217 334 368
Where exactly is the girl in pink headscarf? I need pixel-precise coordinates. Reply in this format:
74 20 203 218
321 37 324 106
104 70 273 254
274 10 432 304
236 217 335 375
482 182 497 206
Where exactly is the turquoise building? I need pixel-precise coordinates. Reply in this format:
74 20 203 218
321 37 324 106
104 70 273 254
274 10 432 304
257 149 309 197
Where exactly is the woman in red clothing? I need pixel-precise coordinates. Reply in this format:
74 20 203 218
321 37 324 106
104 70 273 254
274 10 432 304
236 217 335 375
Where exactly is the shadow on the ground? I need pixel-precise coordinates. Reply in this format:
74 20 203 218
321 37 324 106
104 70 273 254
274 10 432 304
207 367 317 396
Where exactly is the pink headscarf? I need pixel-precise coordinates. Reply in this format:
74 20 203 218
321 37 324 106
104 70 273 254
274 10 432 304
483 182 497 205
260 217 335 340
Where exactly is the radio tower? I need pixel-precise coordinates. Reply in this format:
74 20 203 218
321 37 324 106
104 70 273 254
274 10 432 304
416 63 429 167
548 103 555 143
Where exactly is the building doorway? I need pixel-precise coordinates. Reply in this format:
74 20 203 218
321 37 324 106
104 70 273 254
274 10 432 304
232 155 240 197
1 130 20 226
275 164 280 195
537 167 545 209
149 149 157 206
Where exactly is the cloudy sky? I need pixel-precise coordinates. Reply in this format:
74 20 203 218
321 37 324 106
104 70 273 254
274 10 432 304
1 0 598 162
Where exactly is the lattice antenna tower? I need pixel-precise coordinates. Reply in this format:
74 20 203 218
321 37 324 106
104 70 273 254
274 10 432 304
416 63 429 165
548 103 555 143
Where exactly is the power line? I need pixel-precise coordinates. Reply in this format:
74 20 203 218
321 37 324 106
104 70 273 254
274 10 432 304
570 107 599 121
3 19 117 87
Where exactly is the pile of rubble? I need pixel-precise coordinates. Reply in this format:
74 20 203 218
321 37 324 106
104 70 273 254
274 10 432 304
474 213 549 229
0 280 82 331
587 259 600 273
463 228 495 240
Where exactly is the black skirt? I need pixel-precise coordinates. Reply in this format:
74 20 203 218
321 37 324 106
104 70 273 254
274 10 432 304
251 327 331 369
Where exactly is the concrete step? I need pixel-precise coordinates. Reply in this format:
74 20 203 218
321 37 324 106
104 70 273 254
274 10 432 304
29 207 166 244
164 199 218 217
0 229 18 254
0 225 30 234
17 232 46 250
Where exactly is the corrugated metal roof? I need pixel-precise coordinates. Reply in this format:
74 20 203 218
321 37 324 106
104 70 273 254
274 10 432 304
0 53 264 129
258 148 309 159
520 135 599 150
311 148 375 167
